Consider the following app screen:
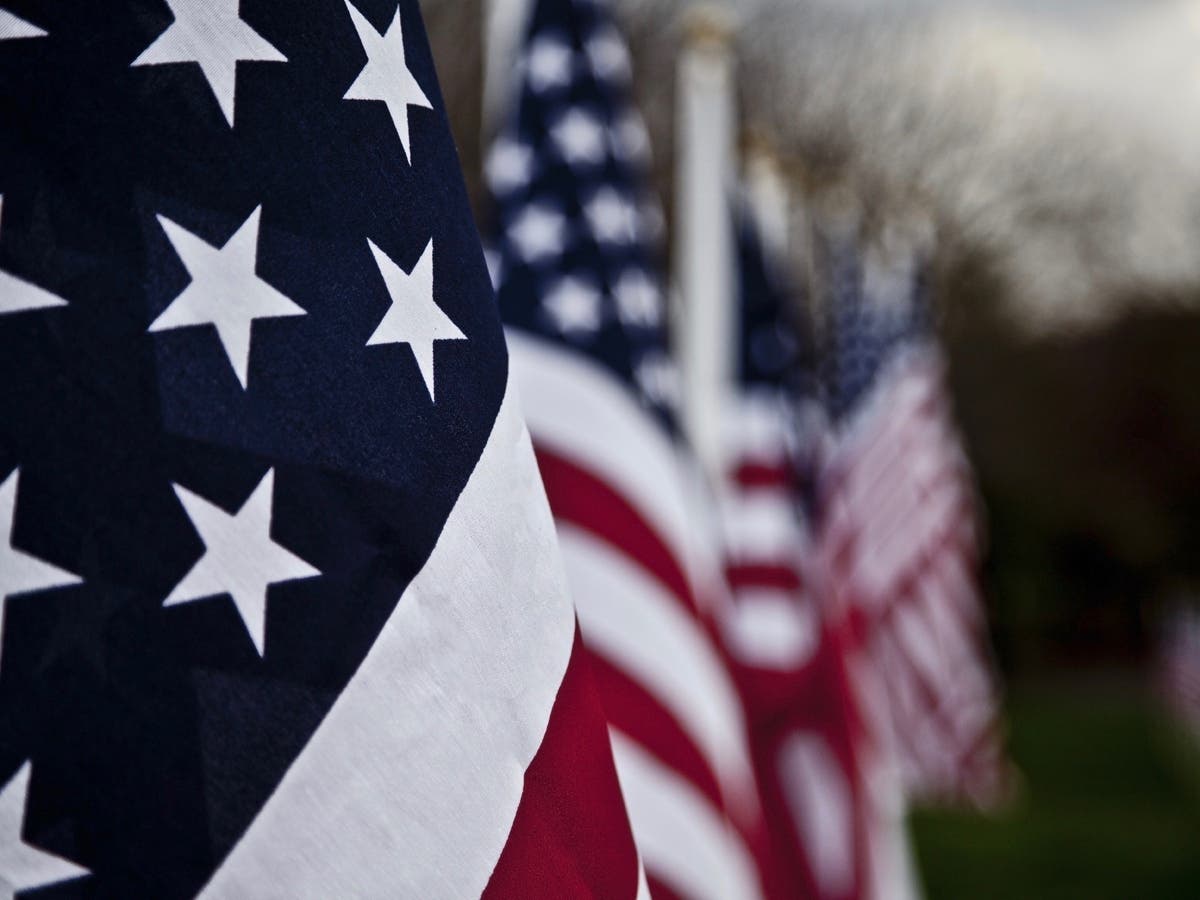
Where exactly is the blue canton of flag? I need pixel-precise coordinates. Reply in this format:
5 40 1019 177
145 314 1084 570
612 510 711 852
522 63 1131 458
0 1 645 897
487 0 675 419
820 221 926 424
733 203 814 417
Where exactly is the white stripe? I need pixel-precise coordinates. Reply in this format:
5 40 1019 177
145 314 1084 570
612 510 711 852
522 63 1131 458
891 596 944 691
723 390 795 463
509 329 733 627
779 731 855 898
200 372 576 899
508 329 693 573
611 730 763 900
720 488 806 564
836 473 962 604
678 451 734 619
720 588 818 671
559 524 758 814
839 413 947 537
846 424 959 549
827 371 942 519
919 575 977 677
635 859 653 900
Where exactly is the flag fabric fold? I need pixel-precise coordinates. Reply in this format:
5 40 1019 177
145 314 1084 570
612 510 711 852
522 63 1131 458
0 1 641 895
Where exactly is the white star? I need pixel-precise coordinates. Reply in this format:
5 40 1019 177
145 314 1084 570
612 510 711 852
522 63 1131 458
586 26 631 84
550 108 607 167
524 35 572 93
131 0 286 127
343 1 432 164
584 187 637 246
611 111 650 165
365 238 466 402
0 470 80 671
614 267 662 327
485 137 534 195
507 204 566 264
0 9 46 40
634 351 679 407
637 200 665 242
166 469 319 657
148 206 305 389
542 276 602 336
0 762 88 899
0 197 69 317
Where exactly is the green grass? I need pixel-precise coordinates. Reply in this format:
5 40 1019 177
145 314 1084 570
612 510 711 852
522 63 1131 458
909 681 1200 899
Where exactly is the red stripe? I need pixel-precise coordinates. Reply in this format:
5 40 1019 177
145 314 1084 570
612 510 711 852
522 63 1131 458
823 482 975 617
535 446 699 617
824 466 967 572
647 874 687 900
586 649 726 811
832 526 1001 799
484 627 641 899
726 563 802 592
733 461 793 490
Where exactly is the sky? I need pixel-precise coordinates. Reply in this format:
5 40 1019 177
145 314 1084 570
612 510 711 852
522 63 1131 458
618 0 1200 329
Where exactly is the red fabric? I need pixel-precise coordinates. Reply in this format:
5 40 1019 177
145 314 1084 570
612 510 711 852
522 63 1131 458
720 428 872 900
534 447 773 899
751 632 871 900
535 447 698 617
588 651 725 809
647 875 686 900
734 461 794 490
727 614 872 900
484 627 642 899
725 563 803 593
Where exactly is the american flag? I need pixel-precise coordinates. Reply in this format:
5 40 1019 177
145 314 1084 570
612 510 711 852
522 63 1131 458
1156 602 1200 739
0 1 645 895
818 220 1008 809
487 0 769 897
719 205 871 900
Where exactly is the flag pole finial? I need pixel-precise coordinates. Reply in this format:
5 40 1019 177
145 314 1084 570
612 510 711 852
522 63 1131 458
682 4 735 50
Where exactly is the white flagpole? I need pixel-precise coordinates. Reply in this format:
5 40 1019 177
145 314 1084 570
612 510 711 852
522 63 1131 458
673 5 737 481
482 0 533 143
744 133 790 259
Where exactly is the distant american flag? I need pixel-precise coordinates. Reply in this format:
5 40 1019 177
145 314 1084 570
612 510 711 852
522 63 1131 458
0 1 644 895
720 206 871 900
818 222 1008 808
1157 603 1200 738
487 0 768 897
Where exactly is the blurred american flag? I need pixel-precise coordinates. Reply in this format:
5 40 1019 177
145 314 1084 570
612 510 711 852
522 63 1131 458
1157 603 1200 738
718 202 875 900
486 0 769 896
818 222 1009 809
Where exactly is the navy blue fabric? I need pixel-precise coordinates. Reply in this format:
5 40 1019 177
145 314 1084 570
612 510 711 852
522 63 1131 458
0 1 502 895
733 206 813 401
487 0 675 425
733 204 828 521
821 226 926 422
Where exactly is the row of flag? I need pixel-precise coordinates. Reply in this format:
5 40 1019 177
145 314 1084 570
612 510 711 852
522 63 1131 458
0 0 1005 897
486 0 1010 895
